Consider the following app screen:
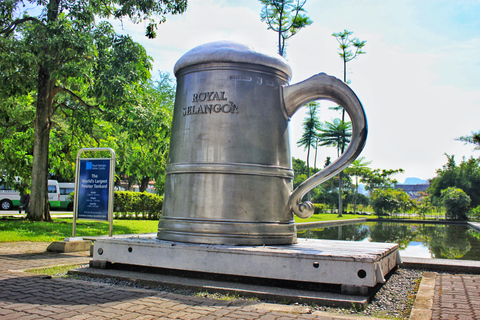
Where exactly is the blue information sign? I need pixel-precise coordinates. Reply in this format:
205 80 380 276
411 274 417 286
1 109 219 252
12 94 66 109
77 159 110 221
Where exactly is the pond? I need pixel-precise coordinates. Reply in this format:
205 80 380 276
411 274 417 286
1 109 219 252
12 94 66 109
297 222 480 261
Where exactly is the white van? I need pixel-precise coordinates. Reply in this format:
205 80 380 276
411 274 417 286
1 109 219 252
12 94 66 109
0 180 61 210
0 182 21 210
58 182 75 211
47 180 61 209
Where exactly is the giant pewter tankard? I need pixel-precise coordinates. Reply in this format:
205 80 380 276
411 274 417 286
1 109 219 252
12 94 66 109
157 41 367 245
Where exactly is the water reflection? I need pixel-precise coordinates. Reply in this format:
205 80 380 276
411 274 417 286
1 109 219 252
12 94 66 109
298 222 480 261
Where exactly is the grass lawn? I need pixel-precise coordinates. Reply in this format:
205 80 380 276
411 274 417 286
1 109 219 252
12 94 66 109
0 214 367 242
0 218 159 242
3 211 449 242
294 213 374 223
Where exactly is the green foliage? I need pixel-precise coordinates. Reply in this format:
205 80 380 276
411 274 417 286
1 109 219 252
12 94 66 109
370 188 413 216
414 196 434 219
345 156 371 213
113 191 163 219
332 29 366 84
115 72 175 194
0 0 186 220
471 206 480 220
441 187 471 221
259 0 313 56
297 102 321 177
312 203 328 214
0 95 35 188
456 130 480 151
428 154 480 209
362 168 404 191
318 118 352 156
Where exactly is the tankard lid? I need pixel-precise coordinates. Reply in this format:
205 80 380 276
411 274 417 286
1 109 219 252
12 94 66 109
174 41 292 78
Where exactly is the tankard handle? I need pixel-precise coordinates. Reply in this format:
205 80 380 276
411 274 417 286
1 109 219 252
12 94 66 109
281 73 368 219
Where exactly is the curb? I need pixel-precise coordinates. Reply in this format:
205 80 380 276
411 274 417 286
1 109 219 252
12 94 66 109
409 272 436 320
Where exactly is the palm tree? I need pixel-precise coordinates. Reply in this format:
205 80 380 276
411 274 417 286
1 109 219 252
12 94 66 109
330 30 365 217
345 157 372 214
297 102 321 179
318 118 352 155
456 130 480 151
318 118 352 216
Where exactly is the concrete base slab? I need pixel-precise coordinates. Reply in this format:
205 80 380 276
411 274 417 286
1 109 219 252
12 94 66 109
69 266 370 308
401 256 480 273
91 234 400 296
47 240 91 253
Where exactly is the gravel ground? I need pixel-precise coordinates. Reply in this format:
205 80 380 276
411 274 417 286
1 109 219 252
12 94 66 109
314 268 423 319
68 266 423 320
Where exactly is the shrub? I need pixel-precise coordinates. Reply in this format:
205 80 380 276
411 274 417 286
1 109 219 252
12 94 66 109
415 197 434 219
114 191 163 220
441 187 471 221
471 206 480 220
313 203 328 214
370 188 413 216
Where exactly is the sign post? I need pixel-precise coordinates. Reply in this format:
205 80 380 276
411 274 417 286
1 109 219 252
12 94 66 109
73 148 115 237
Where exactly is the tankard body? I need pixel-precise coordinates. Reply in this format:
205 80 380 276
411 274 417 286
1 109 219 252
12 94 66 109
158 41 367 245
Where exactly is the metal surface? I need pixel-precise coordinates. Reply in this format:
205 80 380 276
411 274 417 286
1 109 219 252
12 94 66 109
92 236 399 291
158 41 367 245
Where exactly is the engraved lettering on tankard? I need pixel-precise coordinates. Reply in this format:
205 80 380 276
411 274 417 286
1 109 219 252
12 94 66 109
157 41 367 245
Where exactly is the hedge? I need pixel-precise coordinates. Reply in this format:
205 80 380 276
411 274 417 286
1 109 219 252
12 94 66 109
313 203 328 214
113 191 163 220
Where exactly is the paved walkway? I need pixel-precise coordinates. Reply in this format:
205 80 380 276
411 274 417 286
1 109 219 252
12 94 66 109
432 274 480 320
0 242 479 320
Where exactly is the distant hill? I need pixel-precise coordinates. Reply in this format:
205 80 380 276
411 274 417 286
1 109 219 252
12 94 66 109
403 177 427 185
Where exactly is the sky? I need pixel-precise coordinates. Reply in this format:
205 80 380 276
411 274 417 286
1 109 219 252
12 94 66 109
110 0 480 183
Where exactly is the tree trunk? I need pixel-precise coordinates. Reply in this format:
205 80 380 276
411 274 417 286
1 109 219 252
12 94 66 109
338 177 344 216
353 178 358 214
306 145 311 201
127 175 137 191
278 1 285 56
139 176 150 193
27 0 60 221
28 66 53 221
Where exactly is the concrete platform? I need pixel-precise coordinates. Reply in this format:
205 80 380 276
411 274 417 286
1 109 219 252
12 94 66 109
47 239 92 253
69 265 370 308
91 234 400 296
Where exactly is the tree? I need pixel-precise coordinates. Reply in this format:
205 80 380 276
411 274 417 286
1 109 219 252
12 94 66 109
441 187 471 221
0 0 187 221
332 29 366 86
297 102 320 179
415 196 434 220
331 29 365 216
428 154 480 209
0 95 35 190
456 130 480 151
318 118 352 216
370 188 412 217
317 119 352 155
362 168 404 191
345 156 371 214
259 0 312 57
292 158 307 189
292 157 321 201
115 72 175 194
